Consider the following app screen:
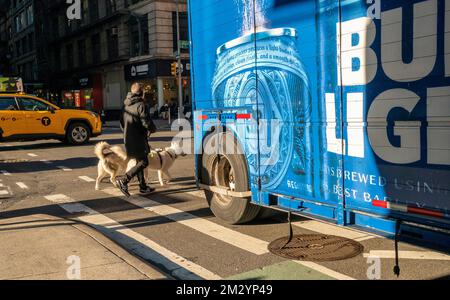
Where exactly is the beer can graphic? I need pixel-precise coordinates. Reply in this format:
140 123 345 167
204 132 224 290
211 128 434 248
212 28 314 195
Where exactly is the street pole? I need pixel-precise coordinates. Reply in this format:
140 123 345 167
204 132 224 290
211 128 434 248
175 0 183 119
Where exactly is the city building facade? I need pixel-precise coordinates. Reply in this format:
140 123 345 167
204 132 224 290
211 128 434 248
1 0 39 92
1 0 190 120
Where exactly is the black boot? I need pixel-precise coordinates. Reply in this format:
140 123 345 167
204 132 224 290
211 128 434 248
115 176 131 197
137 170 154 195
139 186 156 195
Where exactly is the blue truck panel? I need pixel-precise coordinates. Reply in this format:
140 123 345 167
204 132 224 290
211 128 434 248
189 0 450 243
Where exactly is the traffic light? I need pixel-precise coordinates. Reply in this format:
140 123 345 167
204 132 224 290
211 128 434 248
171 62 178 76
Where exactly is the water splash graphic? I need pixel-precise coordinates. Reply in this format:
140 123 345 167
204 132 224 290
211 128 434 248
236 0 268 35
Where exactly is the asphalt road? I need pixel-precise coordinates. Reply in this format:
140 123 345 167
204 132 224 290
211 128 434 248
1 127 449 280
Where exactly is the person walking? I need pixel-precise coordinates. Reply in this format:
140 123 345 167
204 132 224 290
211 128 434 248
116 83 156 197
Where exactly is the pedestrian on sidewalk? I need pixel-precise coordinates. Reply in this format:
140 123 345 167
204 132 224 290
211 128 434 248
116 83 157 197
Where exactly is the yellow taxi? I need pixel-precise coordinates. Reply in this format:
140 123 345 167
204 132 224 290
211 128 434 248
0 93 102 145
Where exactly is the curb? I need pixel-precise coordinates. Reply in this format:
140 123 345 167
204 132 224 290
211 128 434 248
70 222 173 280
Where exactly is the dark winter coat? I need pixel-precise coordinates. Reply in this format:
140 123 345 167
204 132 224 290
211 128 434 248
120 93 155 159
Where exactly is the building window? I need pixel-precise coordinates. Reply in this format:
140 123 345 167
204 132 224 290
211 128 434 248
54 50 61 71
52 17 59 38
28 33 34 52
89 0 99 22
107 28 119 59
127 0 143 6
66 44 74 69
91 33 101 63
15 41 21 57
172 12 189 53
105 0 117 15
82 0 88 25
78 39 86 66
129 15 148 57
27 5 34 25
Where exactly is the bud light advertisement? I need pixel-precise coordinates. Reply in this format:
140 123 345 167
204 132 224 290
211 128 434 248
189 0 450 226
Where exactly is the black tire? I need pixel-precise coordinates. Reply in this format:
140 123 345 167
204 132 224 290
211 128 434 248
66 122 91 145
201 132 260 224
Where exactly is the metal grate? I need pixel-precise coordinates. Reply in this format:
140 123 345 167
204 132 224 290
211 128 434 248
268 234 364 262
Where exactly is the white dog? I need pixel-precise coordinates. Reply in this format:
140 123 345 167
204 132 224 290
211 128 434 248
94 142 129 190
94 141 186 190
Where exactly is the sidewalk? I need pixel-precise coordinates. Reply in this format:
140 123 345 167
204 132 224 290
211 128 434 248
0 206 169 280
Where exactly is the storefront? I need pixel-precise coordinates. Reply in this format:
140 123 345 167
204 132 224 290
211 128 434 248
124 59 192 117
60 75 104 112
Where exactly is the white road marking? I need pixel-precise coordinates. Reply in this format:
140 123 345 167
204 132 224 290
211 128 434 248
363 251 450 261
101 188 356 280
45 194 221 280
16 182 28 189
355 236 377 242
187 190 376 243
102 188 269 255
40 160 52 164
79 176 95 183
186 190 207 198
27 153 38 157
293 220 376 241
1 171 11 176
57 166 72 172
295 261 355 280
0 190 9 196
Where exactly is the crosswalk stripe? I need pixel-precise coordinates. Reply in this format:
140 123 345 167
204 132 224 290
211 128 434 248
293 220 376 241
16 182 28 189
57 166 72 172
0 190 9 196
103 188 355 280
79 176 95 182
1 171 11 176
355 236 376 242
295 261 355 280
187 190 375 243
27 153 38 157
363 251 450 261
45 194 221 280
102 188 270 255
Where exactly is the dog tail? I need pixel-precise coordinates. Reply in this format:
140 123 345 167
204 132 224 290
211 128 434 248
94 142 111 160
110 145 128 161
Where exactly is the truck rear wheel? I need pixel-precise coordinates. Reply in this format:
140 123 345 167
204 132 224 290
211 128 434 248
201 132 260 224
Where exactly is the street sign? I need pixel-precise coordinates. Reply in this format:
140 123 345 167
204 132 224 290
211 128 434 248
0 77 23 93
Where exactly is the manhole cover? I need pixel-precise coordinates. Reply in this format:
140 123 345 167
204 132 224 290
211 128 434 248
268 234 364 262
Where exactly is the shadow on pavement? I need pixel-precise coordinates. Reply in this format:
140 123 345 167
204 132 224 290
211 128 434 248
0 157 98 174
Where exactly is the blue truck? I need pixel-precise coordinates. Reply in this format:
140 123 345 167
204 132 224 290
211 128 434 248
188 0 450 247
